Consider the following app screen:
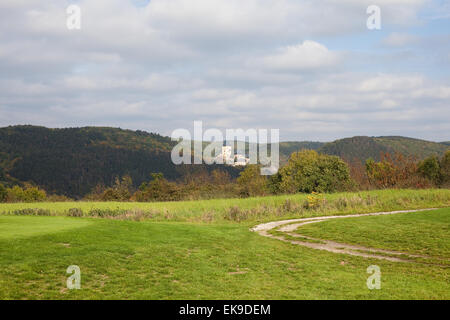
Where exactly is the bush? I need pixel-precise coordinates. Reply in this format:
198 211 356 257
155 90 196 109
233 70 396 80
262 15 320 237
23 186 47 202
68 208 83 217
366 153 432 189
279 150 352 193
440 151 450 186
89 208 127 217
305 192 325 209
224 206 247 222
267 172 283 194
6 186 25 202
236 165 268 197
418 156 441 185
135 173 183 202
12 208 51 216
6 185 47 202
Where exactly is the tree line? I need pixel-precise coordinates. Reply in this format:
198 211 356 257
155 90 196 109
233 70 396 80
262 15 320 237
1 150 448 203
2 126 447 198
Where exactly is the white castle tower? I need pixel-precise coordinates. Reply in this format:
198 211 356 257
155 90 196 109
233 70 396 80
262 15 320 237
222 146 233 164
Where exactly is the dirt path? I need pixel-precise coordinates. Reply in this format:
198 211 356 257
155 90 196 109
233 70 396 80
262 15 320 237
251 208 439 263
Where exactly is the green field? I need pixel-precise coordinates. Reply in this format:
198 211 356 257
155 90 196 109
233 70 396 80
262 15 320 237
0 216 92 240
0 189 449 223
0 189 449 299
296 208 450 258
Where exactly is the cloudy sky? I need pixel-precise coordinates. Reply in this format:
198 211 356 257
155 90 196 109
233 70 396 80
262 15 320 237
0 0 449 142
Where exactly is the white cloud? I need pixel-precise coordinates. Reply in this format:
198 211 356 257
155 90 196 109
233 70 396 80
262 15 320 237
0 0 448 142
358 74 424 92
260 41 340 71
383 32 419 47
412 86 450 99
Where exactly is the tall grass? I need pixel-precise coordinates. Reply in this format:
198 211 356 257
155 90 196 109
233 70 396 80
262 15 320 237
0 189 448 224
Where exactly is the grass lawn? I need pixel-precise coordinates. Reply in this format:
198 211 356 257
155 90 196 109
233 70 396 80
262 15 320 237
296 208 450 259
0 208 449 299
0 216 92 240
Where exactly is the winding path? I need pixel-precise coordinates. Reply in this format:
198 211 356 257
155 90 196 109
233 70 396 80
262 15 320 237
251 208 439 263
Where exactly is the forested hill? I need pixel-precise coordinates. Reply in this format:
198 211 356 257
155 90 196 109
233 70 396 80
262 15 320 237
319 136 390 162
0 125 239 198
278 141 325 163
0 126 447 197
319 136 448 162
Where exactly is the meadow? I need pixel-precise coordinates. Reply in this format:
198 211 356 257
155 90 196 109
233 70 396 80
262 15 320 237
0 189 449 299
0 189 449 223
296 208 450 259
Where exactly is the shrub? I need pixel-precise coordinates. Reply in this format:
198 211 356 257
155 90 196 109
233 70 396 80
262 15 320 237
6 185 47 202
101 188 120 201
418 156 441 185
89 208 127 217
68 208 83 217
346 158 371 190
236 165 268 197
305 192 325 209
267 172 283 194
23 186 47 202
135 173 183 202
224 206 248 222
12 208 51 216
85 176 134 201
279 150 352 193
366 153 431 189
440 151 450 186
7 186 25 202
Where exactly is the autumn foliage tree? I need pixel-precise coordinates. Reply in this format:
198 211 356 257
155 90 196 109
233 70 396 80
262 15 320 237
102 175 134 201
134 173 183 202
346 158 371 190
418 155 441 185
440 150 450 186
365 153 431 189
236 165 268 197
3 184 47 202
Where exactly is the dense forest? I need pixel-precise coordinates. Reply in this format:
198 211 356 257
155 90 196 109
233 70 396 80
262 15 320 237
319 136 448 162
0 125 448 198
319 136 393 162
0 126 241 198
1 149 449 204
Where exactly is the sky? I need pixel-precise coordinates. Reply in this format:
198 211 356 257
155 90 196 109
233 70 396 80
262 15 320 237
0 0 449 142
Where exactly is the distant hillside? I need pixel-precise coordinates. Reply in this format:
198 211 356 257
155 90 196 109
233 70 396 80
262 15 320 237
277 141 324 164
0 125 447 197
375 136 448 159
279 141 324 156
0 126 240 198
441 142 450 147
318 136 448 162
319 136 390 162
